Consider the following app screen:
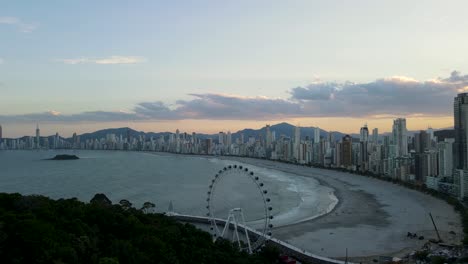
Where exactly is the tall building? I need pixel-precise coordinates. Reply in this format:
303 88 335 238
372 128 378 143
438 138 454 177
427 126 434 143
414 130 429 153
0 124 2 143
35 124 40 149
293 126 300 160
392 118 408 157
226 131 232 146
359 124 369 171
454 93 468 169
53 132 60 149
313 127 320 144
265 125 272 147
218 132 225 145
341 135 353 167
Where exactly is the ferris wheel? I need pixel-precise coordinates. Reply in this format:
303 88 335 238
206 164 274 253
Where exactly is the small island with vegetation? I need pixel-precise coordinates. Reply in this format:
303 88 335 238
47 154 80 160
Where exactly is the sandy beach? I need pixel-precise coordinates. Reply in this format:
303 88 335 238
220 156 463 261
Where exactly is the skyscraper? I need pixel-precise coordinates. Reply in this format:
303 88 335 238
226 131 232 146
35 124 40 149
359 124 369 171
0 124 2 143
218 132 225 145
265 125 272 147
293 125 300 160
314 127 320 144
372 128 378 143
454 93 468 169
341 135 353 167
392 118 408 157
360 124 369 142
414 130 430 153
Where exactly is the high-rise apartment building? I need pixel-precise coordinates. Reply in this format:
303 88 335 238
293 126 300 160
438 138 454 177
392 118 408 157
314 127 320 144
414 130 429 153
226 131 232 146
360 124 369 142
35 124 40 149
341 135 353 167
265 125 272 147
218 132 225 145
454 93 468 169
359 124 369 171
372 128 378 143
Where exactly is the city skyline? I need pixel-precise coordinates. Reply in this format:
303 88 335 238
0 117 453 140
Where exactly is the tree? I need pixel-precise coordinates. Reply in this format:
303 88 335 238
90 193 112 206
119 199 132 210
141 201 155 214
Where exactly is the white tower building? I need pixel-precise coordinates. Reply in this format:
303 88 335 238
313 127 320 144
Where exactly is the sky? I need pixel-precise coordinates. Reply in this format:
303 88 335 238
1 1 468 137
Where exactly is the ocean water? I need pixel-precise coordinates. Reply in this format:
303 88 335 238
0 150 337 227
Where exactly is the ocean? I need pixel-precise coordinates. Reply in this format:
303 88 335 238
0 150 337 227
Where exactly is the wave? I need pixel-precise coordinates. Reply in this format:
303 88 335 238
208 158 339 227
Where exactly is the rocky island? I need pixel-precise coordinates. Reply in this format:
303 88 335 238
48 154 80 160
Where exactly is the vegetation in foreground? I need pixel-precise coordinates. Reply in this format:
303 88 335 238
0 193 279 264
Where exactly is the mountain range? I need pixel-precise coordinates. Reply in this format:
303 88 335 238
9 122 454 143
68 122 348 142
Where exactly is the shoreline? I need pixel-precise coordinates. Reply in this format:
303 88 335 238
146 151 342 227
213 156 462 261
5 149 463 261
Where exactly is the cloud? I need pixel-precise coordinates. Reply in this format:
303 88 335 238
290 71 466 117
60 56 147 65
0 110 142 123
0 71 466 123
0 58 3 64
0 16 37 33
173 94 304 120
0 94 305 123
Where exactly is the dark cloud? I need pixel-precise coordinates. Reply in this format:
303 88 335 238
174 94 304 120
290 82 350 101
442 70 468 83
0 71 466 123
133 101 177 119
291 73 467 117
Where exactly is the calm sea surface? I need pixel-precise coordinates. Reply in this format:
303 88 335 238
0 150 337 227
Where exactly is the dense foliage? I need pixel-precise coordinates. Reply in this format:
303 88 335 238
0 193 279 264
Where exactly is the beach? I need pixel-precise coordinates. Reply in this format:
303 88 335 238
221 156 463 261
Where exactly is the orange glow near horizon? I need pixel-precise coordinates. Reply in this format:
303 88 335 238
3 116 454 138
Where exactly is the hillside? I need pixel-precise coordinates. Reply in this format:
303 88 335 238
0 193 279 264
66 122 347 143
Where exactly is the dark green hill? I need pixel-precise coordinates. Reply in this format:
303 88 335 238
0 193 278 264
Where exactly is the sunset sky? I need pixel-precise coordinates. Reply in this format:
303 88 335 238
1 1 468 137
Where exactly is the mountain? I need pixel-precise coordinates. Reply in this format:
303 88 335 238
69 127 213 142
68 123 347 143
229 122 347 142
67 123 456 144
72 127 144 142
